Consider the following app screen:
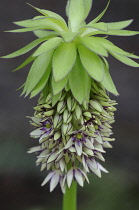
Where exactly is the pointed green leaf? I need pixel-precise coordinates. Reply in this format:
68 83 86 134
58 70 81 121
14 17 67 32
31 17 60 37
101 58 119 96
107 19 133 30
21 81 27 96
53 42 77 82
68 0 85 32
79 37 108 57
14 18 47 27
27 3 65 22
90 0 110 24
87 22 108 31
6 27 46 33
52 76 68 95
33 37 62 57
24 50 54 96
32 17 60 38
66 0 70 17
78 44 104 82
30 64 51 98
16 83 25 91
104 29 139 36
84 0 93 19
52 92 62 106
2 37 48 58
110 52 139 67
81 28 139 37
80 27 98 37
13 55 35 72
33 30 58 38
80 22 108 37
69 56 88 104
94 37 139 58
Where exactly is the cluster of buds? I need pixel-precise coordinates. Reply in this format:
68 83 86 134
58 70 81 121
28 81 117 192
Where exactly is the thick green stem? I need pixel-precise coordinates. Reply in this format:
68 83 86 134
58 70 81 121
63 181 77 210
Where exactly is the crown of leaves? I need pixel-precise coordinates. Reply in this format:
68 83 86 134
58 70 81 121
2 0 139 104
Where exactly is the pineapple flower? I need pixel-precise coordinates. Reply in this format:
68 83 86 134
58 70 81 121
2 0 139 192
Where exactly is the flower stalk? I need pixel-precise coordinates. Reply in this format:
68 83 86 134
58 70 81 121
63 181 77 210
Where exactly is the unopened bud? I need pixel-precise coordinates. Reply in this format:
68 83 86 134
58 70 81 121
44 110 54 116
90 100 103 113
57 101 66 114
45 93 52 104
54 114 62 128
74 105 82 120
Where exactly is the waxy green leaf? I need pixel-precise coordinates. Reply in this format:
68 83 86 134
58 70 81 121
101 58 119 96
80 27 98 37
80 37 108 57
87 22 108 31
33 37 62 57
94 37 139 59
52 76 68 95
69 56 88 104
84 0 93 19
6 27 47 33
27 3 66 23
80 22 108 37
68 0 85 32
66 0 70 17
107 19 133 30
78 44 104 82
110 52 139 67
13 55 35 72
53 42 77 82
81 28 139 37
14 17 67 32
16 83 25 91
90 0 110 24
24 50 54 96
30 64 51 98
33 30 58 38
103 29 139 36
2 37 48 58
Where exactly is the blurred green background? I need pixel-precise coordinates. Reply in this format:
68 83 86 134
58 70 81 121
0 0 139 209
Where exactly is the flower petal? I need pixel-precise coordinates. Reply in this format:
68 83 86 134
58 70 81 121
50 173 60 192
67 169 74 188
74 169 84 187
41 171 55 186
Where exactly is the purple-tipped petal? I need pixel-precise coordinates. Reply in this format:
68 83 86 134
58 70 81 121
98 163 108 173
50 173 60 192
75 141 82 156
74 169 84 187
67 169 74 188
41 171 55 186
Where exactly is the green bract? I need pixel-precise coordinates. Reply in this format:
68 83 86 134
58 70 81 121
2 0 139 103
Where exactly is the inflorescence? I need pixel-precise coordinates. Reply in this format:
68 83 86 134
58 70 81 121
28 81 117 192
